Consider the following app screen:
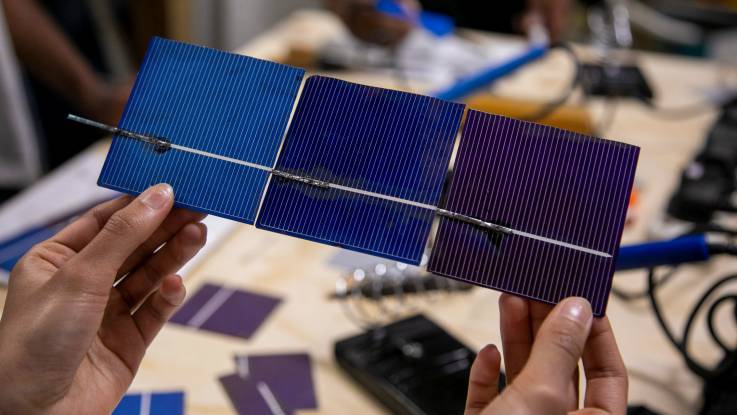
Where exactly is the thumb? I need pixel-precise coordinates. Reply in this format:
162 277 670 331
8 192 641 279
494 298 593 414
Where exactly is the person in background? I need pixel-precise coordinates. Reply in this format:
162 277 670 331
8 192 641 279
0 186 627 414
2 0 136 170
325 0 573 46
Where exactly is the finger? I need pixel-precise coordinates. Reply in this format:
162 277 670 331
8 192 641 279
132 274 186 346
465 344 501 415
116 209 207 279
62 184 174 298
529 300 554 337
116 223 206 309
572 365 581 410
529 300 578 409
97 275 186 377
50 195 133 252
514 298 593 399
581 316 628 414
499 294 533 384
570 409 609 415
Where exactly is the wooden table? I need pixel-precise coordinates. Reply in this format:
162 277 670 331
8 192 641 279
5 9 737 415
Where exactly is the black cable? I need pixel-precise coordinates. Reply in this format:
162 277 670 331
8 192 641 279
612 225 737 302
708 244 737 257
707 295 737 354
690 223 737 237
647 266 737 380
611 266 678 301
521 42 582 122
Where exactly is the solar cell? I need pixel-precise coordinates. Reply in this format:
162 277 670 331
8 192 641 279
428 111 639 315
256 76 464 264
170 283 281 339
258 180 436 263
113 391 184 415
98 37 305 223
86 37 642 311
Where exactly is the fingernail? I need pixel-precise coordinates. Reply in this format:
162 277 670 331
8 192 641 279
162 275 186 306
141 184 172 210
562 297 592 326
197 223 208 244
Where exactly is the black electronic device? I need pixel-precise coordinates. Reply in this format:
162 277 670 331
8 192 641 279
334 314 503 415
580 63 654 100
700 353 737 415
667 98 737 223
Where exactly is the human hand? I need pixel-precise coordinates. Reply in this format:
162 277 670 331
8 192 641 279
465 295 628 415
80 78 134 126
521 0 572 43
0 184 207 414
325 0 419 46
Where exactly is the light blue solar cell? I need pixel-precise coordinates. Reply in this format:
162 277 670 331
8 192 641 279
101 139 269 221
257 76 465 264
113 391 184 415
98 37 304 223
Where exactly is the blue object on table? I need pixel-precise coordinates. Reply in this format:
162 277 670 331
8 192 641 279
98 37 305 224
430 44 548 101
256 76 464 265
0 223 65 272
615 234 710 271
112 391 184 415
376 0 455 37
0 199 108 274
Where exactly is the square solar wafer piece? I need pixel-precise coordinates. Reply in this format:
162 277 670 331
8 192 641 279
257 76 465 264
113 391 184 415
428 111 639 315
169 283 281 339
221 354 317 414
98 37 304 223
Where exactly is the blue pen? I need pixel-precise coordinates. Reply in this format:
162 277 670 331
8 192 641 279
615 234 712 271
430 44 548 101
375 0 455 37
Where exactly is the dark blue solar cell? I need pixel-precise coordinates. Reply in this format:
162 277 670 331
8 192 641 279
268 76 465 205
257 76 465 264
98 37 304 223
258 180 435 264
428 111 639 315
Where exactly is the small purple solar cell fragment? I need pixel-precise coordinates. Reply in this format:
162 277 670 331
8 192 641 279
169 283 281 339
234 353 317 411
219 374 275 415
219 353 317 415
428 111 639 315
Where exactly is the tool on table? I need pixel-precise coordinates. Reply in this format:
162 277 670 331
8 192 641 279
335 314 499 415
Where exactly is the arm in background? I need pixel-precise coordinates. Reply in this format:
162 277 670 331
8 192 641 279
324 0 417 46
2 0 129 125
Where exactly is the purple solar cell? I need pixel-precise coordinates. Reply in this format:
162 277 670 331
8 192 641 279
220 353 317 415
219 374 275 415
428 111 639 315
169 283 281 339
234 354 317 411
